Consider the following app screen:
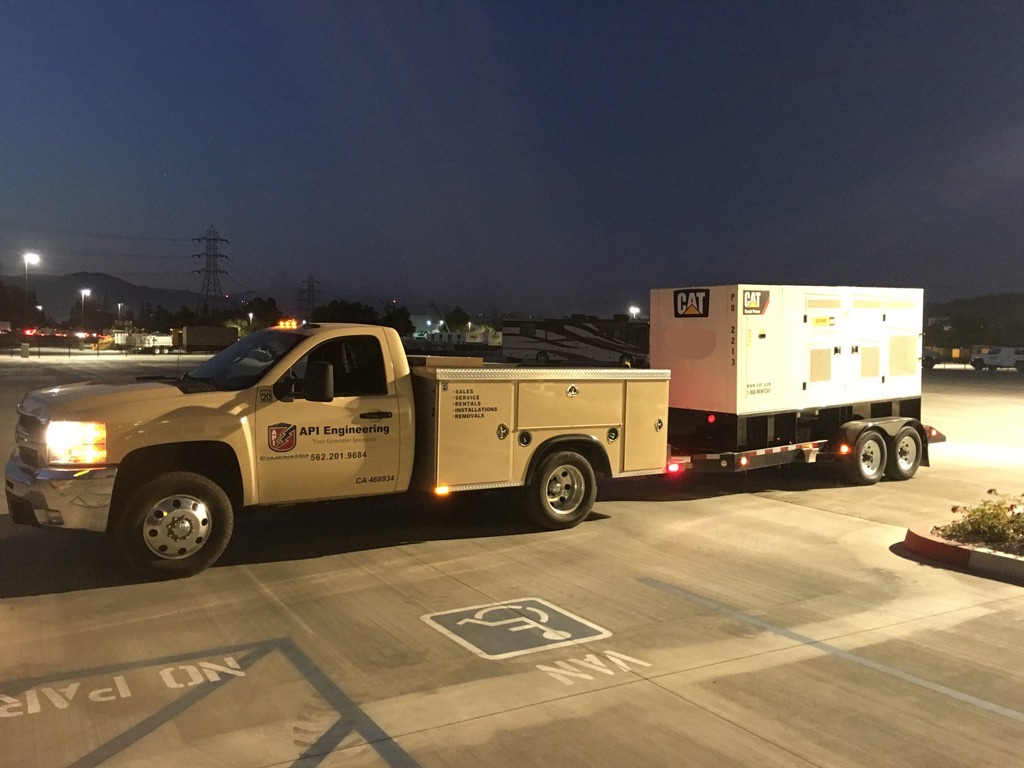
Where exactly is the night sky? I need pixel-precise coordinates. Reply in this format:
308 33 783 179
2 1 1022 318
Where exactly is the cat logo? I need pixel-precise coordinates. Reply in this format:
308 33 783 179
742 290 770 315
673 289 709 318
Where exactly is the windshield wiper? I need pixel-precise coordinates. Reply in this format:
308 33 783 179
177 373 217 391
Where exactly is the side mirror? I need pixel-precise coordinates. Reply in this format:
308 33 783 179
272 376 295 403
305 361 334 403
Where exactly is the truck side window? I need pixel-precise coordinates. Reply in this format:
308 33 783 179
301 335 388 398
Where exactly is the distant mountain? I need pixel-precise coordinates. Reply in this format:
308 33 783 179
10 272 257 323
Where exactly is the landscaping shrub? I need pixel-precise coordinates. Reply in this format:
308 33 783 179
933 489 1024 555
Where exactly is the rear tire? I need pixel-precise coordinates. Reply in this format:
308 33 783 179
884 426 922 481
525 451 596 530
535 351 549 365
114 471 234 579
842 431 887 485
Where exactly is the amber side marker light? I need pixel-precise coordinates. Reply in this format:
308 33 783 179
739 456 749 467
839 444 851 455
434 486 451 496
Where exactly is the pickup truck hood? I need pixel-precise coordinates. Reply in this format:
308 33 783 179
19 378 207 420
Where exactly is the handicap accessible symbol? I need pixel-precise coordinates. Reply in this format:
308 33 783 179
456 604 573 641
423 597 612 659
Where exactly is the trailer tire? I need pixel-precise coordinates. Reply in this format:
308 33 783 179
535 351 549 365
525 451 597 530
114 471 234 579
619 353 634 367
842 431 887 486
884 426 922 481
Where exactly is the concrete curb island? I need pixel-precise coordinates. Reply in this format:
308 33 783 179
904 528 1024 582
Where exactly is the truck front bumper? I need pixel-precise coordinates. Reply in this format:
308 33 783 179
4 454 116 532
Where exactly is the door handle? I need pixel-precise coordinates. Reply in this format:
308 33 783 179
360 411 393 420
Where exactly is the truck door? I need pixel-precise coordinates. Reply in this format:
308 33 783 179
255 332 402 504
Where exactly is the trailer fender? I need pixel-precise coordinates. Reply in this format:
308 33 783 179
833 418 930 468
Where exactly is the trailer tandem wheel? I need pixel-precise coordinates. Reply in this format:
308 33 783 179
884 426 923 481
842 431 887 486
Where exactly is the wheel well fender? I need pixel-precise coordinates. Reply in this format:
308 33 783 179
108 442 243 533
524 435 610 487
834 418 930 466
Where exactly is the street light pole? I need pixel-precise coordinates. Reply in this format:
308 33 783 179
23 252 40 325
80 288 91 326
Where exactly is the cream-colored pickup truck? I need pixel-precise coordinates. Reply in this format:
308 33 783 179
6 323 670 578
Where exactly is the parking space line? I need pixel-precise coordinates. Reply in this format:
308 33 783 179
641 577 1024 725
277 638 420 768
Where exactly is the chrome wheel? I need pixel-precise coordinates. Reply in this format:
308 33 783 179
526 451 597 529
544 463 586 516
142 493 211 560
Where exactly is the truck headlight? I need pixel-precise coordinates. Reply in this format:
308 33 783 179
45 421 107 465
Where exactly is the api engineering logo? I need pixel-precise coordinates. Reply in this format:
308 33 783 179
268 423 297 453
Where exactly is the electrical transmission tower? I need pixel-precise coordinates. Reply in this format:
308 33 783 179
194 226 229 315
298 274 319 319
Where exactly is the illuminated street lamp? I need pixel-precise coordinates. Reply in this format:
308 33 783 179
80 288 91 325
23 252 40 323
628 305 640 320
248 312 253 330
117 302 123 325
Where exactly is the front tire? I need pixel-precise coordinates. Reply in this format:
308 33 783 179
115 472 234 579
525 451 597 530
842 431 887 485
884 426 922 481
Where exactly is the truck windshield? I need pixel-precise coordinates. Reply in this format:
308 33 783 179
186 329 303 390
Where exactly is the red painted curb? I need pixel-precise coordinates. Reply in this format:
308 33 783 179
903 528 971 567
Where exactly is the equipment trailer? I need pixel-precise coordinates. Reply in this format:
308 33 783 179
652 284 944 485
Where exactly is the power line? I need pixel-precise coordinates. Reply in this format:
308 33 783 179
0 222 194 243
